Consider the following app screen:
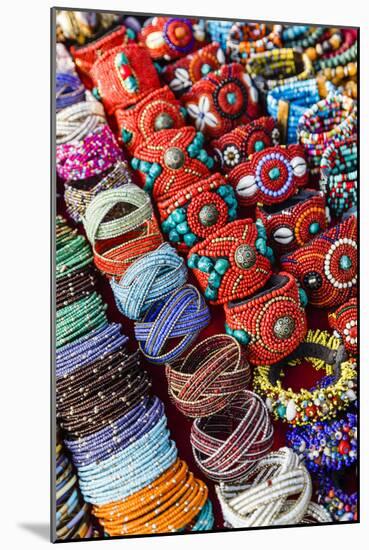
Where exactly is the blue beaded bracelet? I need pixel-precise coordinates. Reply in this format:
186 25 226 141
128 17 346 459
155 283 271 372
56 72 86 111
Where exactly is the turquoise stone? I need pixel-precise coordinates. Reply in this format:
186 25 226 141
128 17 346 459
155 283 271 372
149 163 162 177
177 222 190 235
224 324 233 336
217 185 231 198
116 52 129 65
169 229 180 243
309 222 320 235
140 161 152 173
188 254 199 268
299 288 308 307
234 329 250 345
255 237 267 255
121 129 132 143
214 258 230 275
92 87 101 100
277 404 287 418
201 63 212 75
205 287 218 300
227 92 237 105
172 208 186 224
183 233 197 247
339 255 352 270
126 76 138 92
268 167 280 180
131 157 140 170
198 256 214 273
208 270 222 288
254 140 265 152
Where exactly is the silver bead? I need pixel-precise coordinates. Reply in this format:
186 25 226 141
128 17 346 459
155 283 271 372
234 244 256 269
154 113 174 131
273 316 295 339
198 203 219 227
164 147 185 169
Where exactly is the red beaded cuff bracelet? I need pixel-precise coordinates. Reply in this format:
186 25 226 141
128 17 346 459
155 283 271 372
188 218 273 304
212 116 280 173
280 215 357 308
256 189 327 256
224 272 307 365
162 42 226 94
140 16 205 60
159 173 238 251
228 144 308 207
71 26 133 89
165 334 251 418
182 63 260 139
114 86 186 153
328 298 357 356
90 44 161 114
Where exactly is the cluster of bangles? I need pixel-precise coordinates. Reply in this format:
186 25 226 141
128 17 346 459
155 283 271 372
55 11 358 539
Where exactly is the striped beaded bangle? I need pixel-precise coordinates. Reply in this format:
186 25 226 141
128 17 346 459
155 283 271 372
56 264 97 309
56 72 86 111
56 97 106 144
226 23 282 63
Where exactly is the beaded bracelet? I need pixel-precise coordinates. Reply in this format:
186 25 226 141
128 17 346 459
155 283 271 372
190 390 273 482
281 215 357 308
56 10 118 45
131 127 213 200
56 124 123 181
297 92 357 174
166 334 251 417
226 23 282 63
282 25 310 45
224 272 307 364
182 63 260 139
56 265 97 310
328 298 357 356
64 160 134 223
114 86 186 152
56 97 106 144
227 144 308 207
134 284 210 365
206 20 234 52
216 447 314 527
188 218 273 304
83 185 163 279
256 189 327 256
212 116 280 173
56 72 86 111
317 473 357 522
56 43 77 75
253 329 357 426
245 49 314 94
111 242 187 321
287 411 357 472
320 136 357 218
90 44 161 114
160 173 238 250
162 42 226 94
56 230 93 279
303 28 343 63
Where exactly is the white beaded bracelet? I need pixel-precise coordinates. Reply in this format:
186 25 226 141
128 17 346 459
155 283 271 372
56 95 106 144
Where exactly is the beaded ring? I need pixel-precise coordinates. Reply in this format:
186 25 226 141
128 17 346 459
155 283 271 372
256 189 327 256
83 185 163 279
140 17 205 60
281 215 357 308
64 160 134 223
182 63 260 139
328 298 357 355
190 390 274 482
287 411 357 472
162 42 226 94
56 97 106 144
166 334 251 417
188 218 273 304
56 125 123 181
212 116 280 173
227 144 308 207
110 242 188 321
114 86 186 152
215 447 315 527
253 329 357 425
90 44 161 114
159 173 238 250
224 272 307 364
130 127 213 200
56 72 86 111
318 473 358 522
226 23 282 63
320 136 357 218
134 284 210 365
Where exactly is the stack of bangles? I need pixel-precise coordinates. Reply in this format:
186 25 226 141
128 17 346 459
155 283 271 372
317 473 357 521
225 23 282 63
56 72 86 111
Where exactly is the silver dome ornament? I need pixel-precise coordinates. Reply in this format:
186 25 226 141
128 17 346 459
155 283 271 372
154 112 174 131
273 316 295 339
164 147 185 169
234 244 256 269
198 204 219 227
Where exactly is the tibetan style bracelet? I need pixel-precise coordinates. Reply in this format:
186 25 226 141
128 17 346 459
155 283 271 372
224 272 307 365
140 17 205 60
114 86 186 152
71 25 134 88
320 136 357 218
159 173 238 250
212 116 280 173
83 185 163 279
131 127 213 201
256 189 327 256
317 473 357 522
90 44 161 114
245 49 314 93
188 218 273 304
253 329 357 425
134 284 210 365
111 242 187 321
216 447 313 527
64 160 133 222
182 63 260 139
165 334 251 417
287 411 357 472
56 125 123 181
297 92 357 174
227 144 308 207
56 72 86 111
190 390 273 482
226 23 282 63
329 298 357 355
162 42 226 94
281 215 357 308
56 97 106 144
